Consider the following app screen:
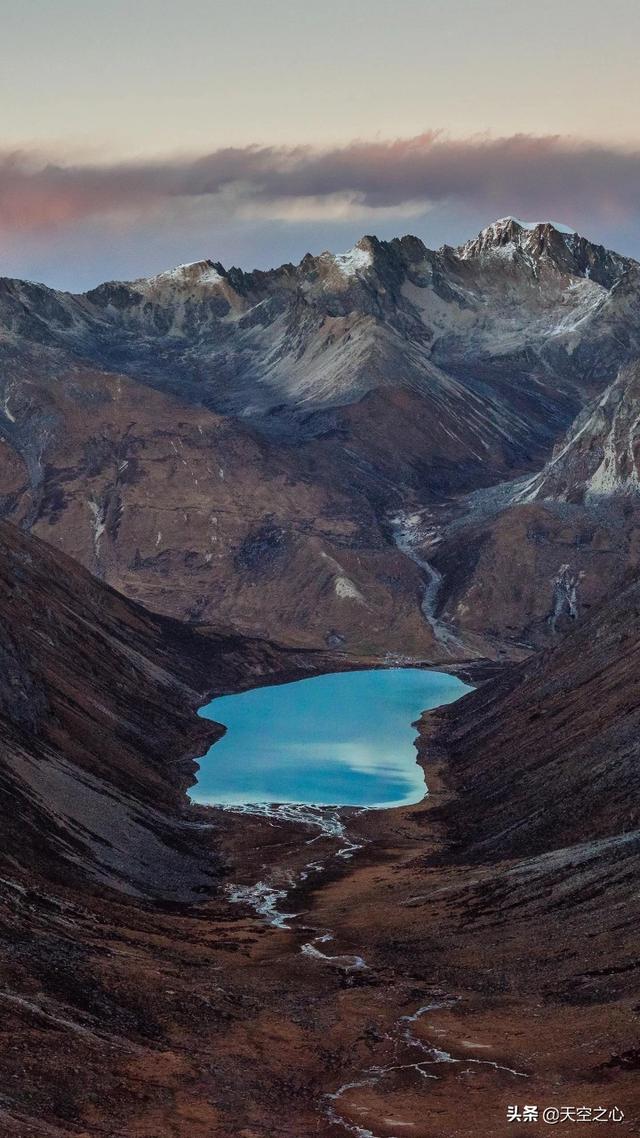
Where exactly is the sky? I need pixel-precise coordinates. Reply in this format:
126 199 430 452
2 0 640 289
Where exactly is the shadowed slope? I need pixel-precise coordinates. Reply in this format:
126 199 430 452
425 571 640 860
0 519 316 897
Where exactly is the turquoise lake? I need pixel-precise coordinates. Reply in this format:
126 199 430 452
193 668 472 809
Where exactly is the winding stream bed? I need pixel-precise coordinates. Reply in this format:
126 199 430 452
192 667 494 1136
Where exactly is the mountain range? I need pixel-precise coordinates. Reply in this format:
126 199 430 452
2 216 640 657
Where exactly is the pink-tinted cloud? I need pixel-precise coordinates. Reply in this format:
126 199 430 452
2 133 640 237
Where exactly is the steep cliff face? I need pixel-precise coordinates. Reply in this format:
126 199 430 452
518 360 640 502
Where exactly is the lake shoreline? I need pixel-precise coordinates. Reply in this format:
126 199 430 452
184 645 500 811
192 666 473 810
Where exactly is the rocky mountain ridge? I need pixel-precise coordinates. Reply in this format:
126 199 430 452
2 219 640 653
5 218 637 441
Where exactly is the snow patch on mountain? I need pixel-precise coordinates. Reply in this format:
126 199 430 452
457 216 580 264
139 261 225 290
319 551 365 603
502 216 577 235
330 245 373 277
546 278 608 336
87 499 106 556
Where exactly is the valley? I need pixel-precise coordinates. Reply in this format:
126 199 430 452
1 534 638 1136
0 219 639 1136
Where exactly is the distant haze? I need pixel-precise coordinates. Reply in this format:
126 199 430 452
2 0 640 288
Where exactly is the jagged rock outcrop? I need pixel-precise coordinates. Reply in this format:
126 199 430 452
10 219 636 443
517 360 640 502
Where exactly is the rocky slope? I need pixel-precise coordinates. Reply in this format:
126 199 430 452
518 360 640 502
0 360 436 654
416 360 640 650
425 571 640 859
0 519 322 898
1 219 640 655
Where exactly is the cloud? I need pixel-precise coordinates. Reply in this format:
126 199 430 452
2 132 640 238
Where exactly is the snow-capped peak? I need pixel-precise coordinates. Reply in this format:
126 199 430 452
457 216 581 261
453 217 631 287
321 241 373 278
138 260 225 290
455 213 587 267
498 216 577 236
